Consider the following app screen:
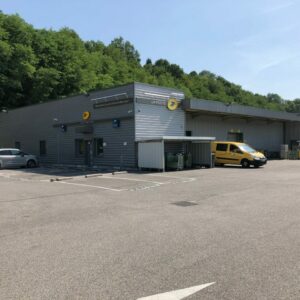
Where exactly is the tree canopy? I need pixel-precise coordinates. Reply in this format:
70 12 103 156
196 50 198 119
0 12 299 112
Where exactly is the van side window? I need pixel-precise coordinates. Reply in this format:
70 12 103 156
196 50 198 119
230 144 242 154
216 144 228 151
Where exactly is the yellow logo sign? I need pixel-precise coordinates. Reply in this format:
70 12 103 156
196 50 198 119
167 98 179 111
82 111 91 120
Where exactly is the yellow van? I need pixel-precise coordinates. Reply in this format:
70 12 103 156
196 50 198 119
212 141 267 168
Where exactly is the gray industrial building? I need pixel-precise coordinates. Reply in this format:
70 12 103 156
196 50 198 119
0 82 300 170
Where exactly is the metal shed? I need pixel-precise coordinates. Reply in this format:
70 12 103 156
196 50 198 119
137 136 215 171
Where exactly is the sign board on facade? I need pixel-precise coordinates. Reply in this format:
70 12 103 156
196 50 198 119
75 125 94 134
93 98 132 109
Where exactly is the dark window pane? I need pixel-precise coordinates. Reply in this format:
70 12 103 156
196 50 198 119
40 140 47 155
216 144 228 151
15 142 21 149
230 145 238 152
75 139 85 156
93 138 103 156
0 150 12 155
11 149 21 155
227 132 244 142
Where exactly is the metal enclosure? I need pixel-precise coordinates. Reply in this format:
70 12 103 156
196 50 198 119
137 136 215 171
138 141 164 170
191 142 212 166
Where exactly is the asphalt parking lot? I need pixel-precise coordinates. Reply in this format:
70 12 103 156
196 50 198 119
0 161 299 299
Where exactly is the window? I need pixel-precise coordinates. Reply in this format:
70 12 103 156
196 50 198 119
216 143 228 151
11 149 21 155
0 150 12 156
239 144 256 153
40 140 47 156
93 138 104 156
75 139 85 156
185 131 192 137
230 144 243 154
227 132 244 142
15 141 21 149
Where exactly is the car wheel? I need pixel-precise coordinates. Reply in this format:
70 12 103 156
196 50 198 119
27 160 37 168
241 159 250 168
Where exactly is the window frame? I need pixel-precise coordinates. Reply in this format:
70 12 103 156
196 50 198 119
93 138 104 157
15 141 21 149
0 150 12 156
216 143 228 152
230 144 243 154
75 139 85 157
39 140 47 156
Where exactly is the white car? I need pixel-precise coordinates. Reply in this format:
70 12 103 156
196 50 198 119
0 148 38 169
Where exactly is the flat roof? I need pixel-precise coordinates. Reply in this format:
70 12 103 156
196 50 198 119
184 98 300 122
137 136 216 142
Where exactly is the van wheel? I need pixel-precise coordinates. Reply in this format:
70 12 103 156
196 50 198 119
27 160 36 168
241 159 250 168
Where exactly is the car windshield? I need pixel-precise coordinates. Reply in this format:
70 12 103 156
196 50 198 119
239 144 257 153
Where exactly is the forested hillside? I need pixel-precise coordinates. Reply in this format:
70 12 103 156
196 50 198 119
1 12 300 112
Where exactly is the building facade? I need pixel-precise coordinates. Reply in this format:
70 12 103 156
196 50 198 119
0 82 300 169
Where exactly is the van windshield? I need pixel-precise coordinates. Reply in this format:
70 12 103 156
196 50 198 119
239 144 256 153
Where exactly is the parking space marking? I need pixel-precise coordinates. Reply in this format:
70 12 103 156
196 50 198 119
137 282 215 300
0 170 197 193
102 175 167 185
54 181 124 192
145 173 196 182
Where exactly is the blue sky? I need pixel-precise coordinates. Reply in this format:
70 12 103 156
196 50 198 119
1 0 300 99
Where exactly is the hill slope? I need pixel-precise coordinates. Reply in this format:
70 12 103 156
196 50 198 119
0 12 299 112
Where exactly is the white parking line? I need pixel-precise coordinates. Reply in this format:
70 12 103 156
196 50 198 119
54 181 124 192
145 173 196 181
137 282 215 299
102 175 166 185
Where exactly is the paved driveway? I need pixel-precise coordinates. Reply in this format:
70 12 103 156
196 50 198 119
0 161 299 299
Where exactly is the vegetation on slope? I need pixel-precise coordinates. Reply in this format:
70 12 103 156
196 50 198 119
1 12 300 112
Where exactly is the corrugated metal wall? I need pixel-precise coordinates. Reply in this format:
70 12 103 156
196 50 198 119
186 114 284 151
286 122 300 143
191 143 212 166
93 118 135 167
134 83 185 140
138 142 164 169
0 84 136 167
164 142 185 153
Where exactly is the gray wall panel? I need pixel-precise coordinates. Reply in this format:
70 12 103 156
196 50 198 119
185 98 300 122
186 114 284 151
92 118 135 167
0 84 136 167
134 83 185 140
286 122 300 142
